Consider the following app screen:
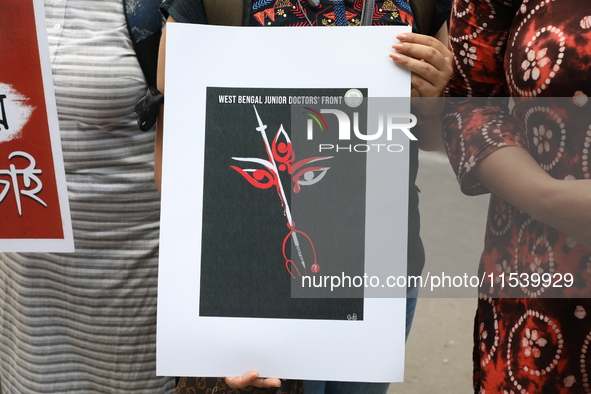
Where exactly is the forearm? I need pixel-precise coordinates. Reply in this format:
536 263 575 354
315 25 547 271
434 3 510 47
473 147 554 218
416 24 447 151
406 23 449 152
473 146 591 248
412 116 443 151
411 91 445 151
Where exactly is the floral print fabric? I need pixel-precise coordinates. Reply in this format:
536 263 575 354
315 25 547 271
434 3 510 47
445 0 591 392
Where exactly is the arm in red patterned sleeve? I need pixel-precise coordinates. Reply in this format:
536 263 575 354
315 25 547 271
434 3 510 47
444 0 525 195
444 0 591 248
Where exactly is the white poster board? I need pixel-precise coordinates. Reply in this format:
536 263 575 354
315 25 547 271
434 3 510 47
158 23 412 382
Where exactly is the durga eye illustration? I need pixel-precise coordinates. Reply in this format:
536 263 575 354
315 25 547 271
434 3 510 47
230 105 333 279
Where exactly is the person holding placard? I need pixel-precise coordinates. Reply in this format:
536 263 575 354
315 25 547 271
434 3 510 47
155 0 452 393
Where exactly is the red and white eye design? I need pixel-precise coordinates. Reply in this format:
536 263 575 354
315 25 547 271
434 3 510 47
230 157 278 189
290 156 333 193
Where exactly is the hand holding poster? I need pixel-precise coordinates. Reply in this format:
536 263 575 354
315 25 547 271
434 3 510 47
0 0 73 252
158 24 412 382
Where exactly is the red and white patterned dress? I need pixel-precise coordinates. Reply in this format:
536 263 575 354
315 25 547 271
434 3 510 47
446 0 591 392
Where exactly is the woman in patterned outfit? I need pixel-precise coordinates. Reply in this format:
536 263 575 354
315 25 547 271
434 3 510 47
445 0 591 392
0 1 175 393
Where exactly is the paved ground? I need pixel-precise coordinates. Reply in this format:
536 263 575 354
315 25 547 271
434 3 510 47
387 150 490 394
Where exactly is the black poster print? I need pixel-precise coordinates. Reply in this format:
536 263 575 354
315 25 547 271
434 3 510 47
199 87 367 320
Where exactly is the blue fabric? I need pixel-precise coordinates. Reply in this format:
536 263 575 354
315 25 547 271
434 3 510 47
303 381 390 394
125 0 164 43
405 285 419 338
394 0 413 16
332 1 348 26
252 0 275 10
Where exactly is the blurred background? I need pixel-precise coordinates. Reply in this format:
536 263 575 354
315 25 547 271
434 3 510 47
388 150 490 394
